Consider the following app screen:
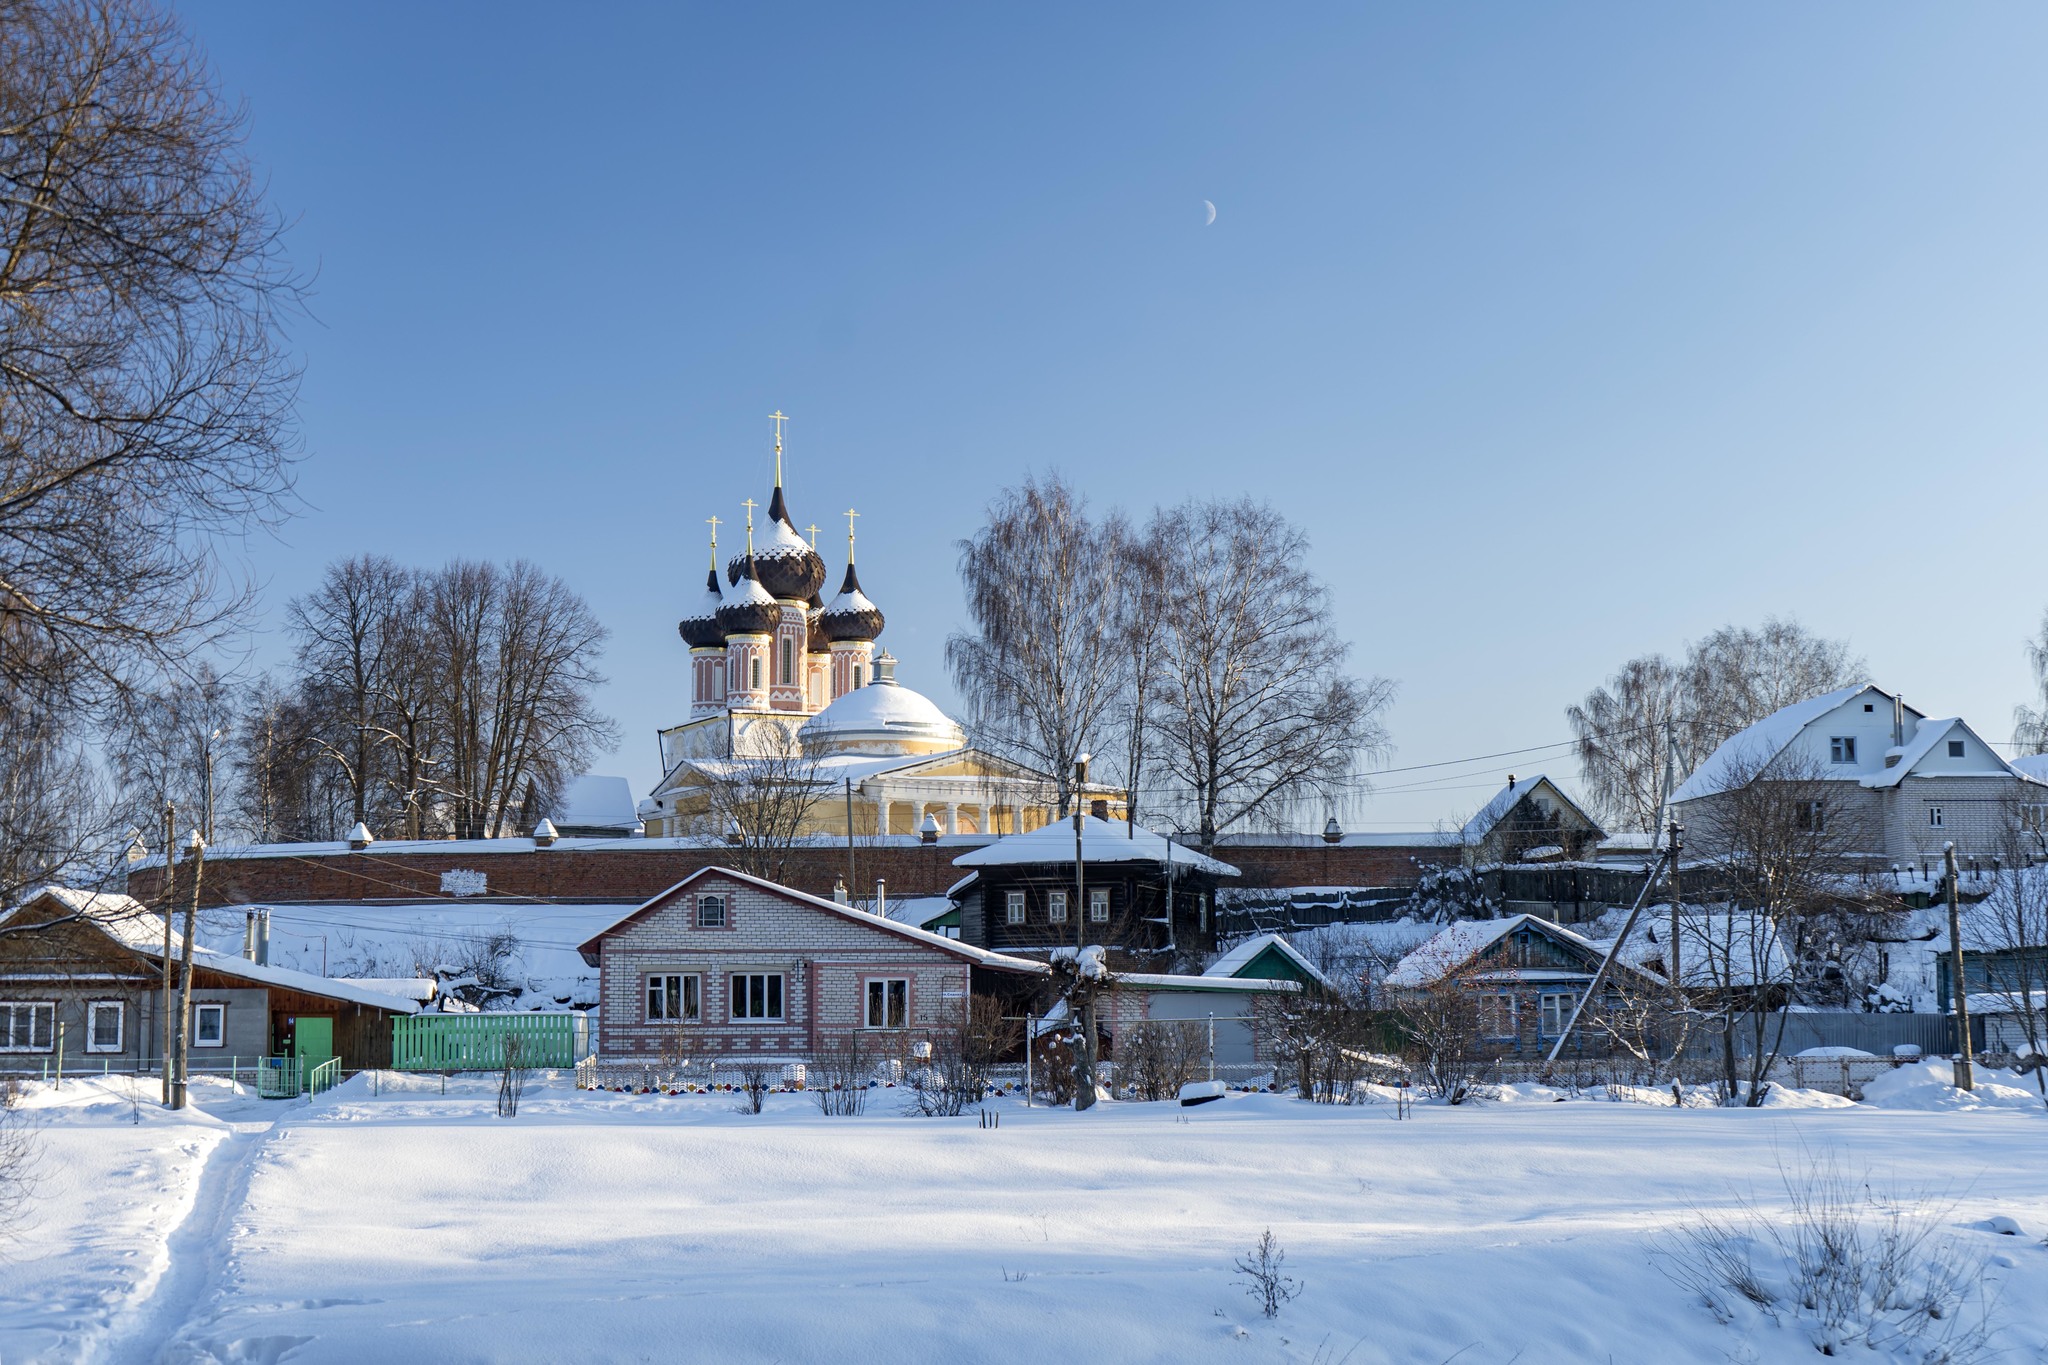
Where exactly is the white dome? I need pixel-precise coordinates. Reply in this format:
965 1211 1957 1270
799 676 966 756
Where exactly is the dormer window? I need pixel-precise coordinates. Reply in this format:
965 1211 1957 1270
1830 737 1857 764
1947 740 1965 758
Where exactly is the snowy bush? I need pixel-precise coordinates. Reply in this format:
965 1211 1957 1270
808 1034 872 1116
1116 1021 1206 1102
1408 865 1498 923
1656 1151 1994 1360
1234 1229 1302 1319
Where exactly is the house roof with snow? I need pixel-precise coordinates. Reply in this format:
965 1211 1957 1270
1 887 426 1013
1204 933 1335 990
952 817 1239 877
1384 914 1659 990
1458 775 1603 856
2014 754 2048 784
574 866 1050 973
1671 685 1881 802
1615 914 1793 988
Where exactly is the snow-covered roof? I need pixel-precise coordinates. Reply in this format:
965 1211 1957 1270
577 867 1048 974
952 817 1240 877
883 896 956 930
1204 933 1334 990
551 775 640 831
1619 915 1793 987
1458 775 1599 845
1858 717 2037 790
3 888 424 1012
337 977 439 1003
1670 684 1876 802
2014 754 2048 784
796 675 965 749
1384 914 1618 989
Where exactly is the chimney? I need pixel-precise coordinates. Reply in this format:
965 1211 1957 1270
832 876 849 904
1323 816 1343 845
1507 773 1516 789
874 878 887 917
257 908 270 966
1893 695 1905 747
347 821 373 851
919 811 941 844
532 818 558 849
243 910 258 961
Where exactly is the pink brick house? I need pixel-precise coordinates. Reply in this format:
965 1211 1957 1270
577 867 1045 1061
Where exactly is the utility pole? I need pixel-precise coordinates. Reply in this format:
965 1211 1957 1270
160 802 176 1106
1072 753 1098 1112
1668 820 1685 1013
844 778 856 901
172 828 205 1110
1944 842 1975 1091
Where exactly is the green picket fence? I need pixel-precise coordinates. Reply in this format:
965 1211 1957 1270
391 1012 587 1071
256 1056 301 1099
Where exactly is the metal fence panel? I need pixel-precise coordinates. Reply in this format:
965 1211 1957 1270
392 1012 588 1071
1681 1012 1956 1059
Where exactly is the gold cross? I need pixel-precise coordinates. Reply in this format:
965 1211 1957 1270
769 410 788 487
741 498 757 554
706 514 721 568
844 507 859 560
806 523 821 549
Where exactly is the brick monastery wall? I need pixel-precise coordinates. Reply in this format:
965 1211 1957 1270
124 838 1446 909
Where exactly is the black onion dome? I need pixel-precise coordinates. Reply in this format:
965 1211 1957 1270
716 556 781 636
727 486 827 601
821 561 886 642
806 592 830 653
677 567 728 648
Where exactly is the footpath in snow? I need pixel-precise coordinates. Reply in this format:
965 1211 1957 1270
0 1068 2044 1364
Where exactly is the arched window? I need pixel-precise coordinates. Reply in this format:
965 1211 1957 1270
750 656 762 692
852 663 865 689
780 637 794 685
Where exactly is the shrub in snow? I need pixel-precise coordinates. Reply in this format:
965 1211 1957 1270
1409 865 1498 923
1117 1020 1206 1102
809 1035 872 1116
1655 1150 1994 1360
1234 1229 1302 1320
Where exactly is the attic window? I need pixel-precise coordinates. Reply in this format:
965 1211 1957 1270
1864 703 1874 712
1947 740 1965 758
1829 737 1857 764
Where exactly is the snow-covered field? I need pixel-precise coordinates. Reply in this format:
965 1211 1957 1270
3 1070 2045 1364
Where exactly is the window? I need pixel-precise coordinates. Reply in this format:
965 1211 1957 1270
1928 806 1945 828
1005 891 1026 925
1796 800 1826 833
646 974 701 1022
780 637 794 685
1829 737 1857 763
1088 887 1110 923
1047 890 1068 923
1863 703 1875 712
1947 740 1966 758
865 978 909 1029
1539 993 1576 1038
88 1001 124 1053
193 1003 225 1048
730 973 784 1021
0 1002 53 1052
696 894 727 929
852 664 864 689
2021 804 2048 834
1477 994 1517 1040
750 656 762 691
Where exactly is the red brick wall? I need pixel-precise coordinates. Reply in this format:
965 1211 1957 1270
124 839 1445 909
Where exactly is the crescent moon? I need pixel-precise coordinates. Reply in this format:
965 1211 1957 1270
1203 200 1217 226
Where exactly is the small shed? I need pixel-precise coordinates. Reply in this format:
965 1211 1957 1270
1204 933 1334 991
1460 775 1604 865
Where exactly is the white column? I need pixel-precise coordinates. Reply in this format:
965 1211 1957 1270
945 802 960 836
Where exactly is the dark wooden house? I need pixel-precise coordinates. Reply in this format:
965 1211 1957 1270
949 817 1238 971
0 887 422 1073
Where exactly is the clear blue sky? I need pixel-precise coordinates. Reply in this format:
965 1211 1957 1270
182 3 2048 830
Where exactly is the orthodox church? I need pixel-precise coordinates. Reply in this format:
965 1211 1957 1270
638 417 1121 840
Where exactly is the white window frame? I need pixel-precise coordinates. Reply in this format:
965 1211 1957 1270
0 1001 55 1053
1088 887 1110 923
87 1000 124 1053
646 973 702 1023
1928 806 1945 829
696 894 727 929
852 663 865 689
1004 891 1026 925
1478 993 1517 1042
1829 737 1856 764
750 656 762 692
730 972 785 1022
1538 992 1576 1038
780 636 794 685
1947 739 1966 758
193 1002 226 1048
864 977 909 1029
1047 890 1068 923
2021 804 2048 834
1796 799 1826 833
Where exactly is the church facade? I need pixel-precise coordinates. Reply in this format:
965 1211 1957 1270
638 418 1123 840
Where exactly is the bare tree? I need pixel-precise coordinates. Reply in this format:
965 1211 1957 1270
1681 619 1865 757
284 554 412 832
1146 498 1392 851
427 560 616 839
104 661 242 842
1253 980 1384 1102
1683 750 1861 1106
947 475 1134 817
0 695 111 908
0 0 300 711
687 729 827 883
1978 798 2048 1105
2014 606 2048 756
1569 653 1683 835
